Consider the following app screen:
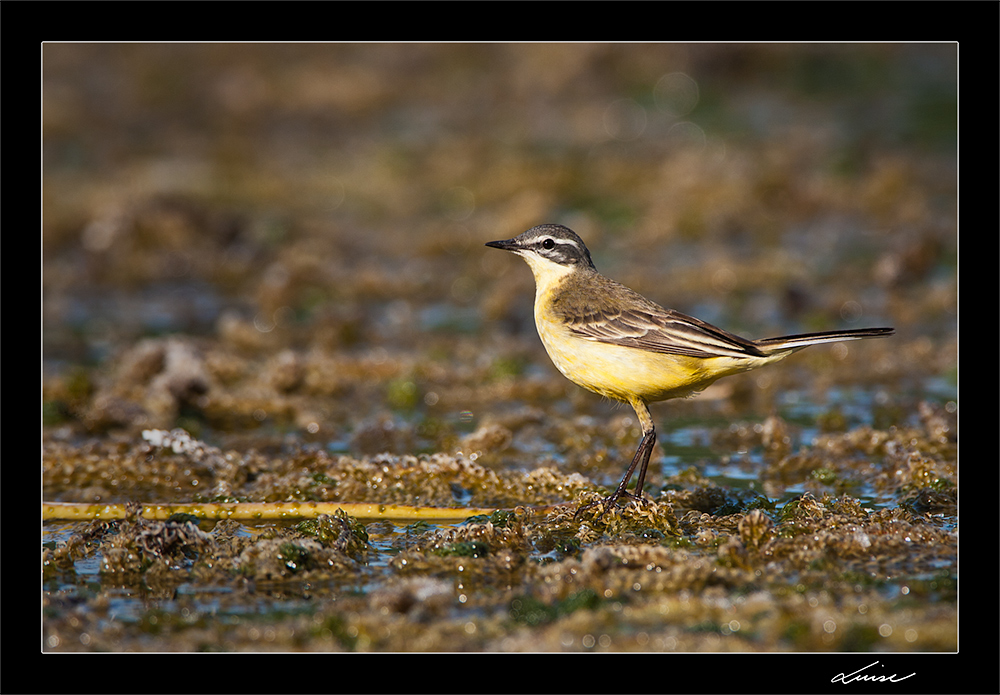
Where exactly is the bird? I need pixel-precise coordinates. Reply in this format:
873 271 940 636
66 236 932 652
485 224 894 518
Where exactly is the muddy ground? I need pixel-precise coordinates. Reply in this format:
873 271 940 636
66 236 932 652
43 44 958 668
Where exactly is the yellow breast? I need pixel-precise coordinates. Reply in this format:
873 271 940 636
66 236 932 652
534 306 708 401
529 272 771 404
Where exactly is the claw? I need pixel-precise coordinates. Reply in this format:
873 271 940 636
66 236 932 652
574 490 645 521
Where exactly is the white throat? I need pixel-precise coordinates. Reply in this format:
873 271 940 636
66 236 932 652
518 252 576 299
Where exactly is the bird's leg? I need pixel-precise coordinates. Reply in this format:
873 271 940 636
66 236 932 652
629 400 656 498
575 400 656 519
607 428 655 502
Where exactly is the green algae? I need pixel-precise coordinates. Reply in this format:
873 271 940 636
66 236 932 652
42 43 957 656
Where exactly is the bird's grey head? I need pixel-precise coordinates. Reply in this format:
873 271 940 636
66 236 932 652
485 224 595 269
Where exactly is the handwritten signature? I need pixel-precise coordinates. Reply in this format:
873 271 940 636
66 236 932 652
832 661 915 684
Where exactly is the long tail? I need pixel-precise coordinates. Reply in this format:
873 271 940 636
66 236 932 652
755 327 894 353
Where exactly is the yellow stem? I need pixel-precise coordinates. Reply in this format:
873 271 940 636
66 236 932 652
42 501 497 523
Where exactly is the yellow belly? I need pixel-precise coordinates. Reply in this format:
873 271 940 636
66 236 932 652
534 306 776 404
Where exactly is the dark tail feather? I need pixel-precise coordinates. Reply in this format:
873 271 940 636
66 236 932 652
755 327 894 352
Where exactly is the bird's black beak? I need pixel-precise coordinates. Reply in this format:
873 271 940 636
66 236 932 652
485 238 519 252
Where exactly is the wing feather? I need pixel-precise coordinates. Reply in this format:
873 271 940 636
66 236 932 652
547 269 890 361
566 306 767 359
548 271 767 359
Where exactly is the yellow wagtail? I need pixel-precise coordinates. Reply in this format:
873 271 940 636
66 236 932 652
485 224 894 516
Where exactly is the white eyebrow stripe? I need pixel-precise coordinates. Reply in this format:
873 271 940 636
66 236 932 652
540 236 581 251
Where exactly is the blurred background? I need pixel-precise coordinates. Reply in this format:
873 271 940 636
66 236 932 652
43 43 956 473
41 41 959 656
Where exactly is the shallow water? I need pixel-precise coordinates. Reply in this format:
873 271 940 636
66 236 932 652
43 43 958 661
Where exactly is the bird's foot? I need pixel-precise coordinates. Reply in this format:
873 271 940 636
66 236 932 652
574 490 645 521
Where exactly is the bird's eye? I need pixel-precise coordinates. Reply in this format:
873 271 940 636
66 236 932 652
541 238 555 250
